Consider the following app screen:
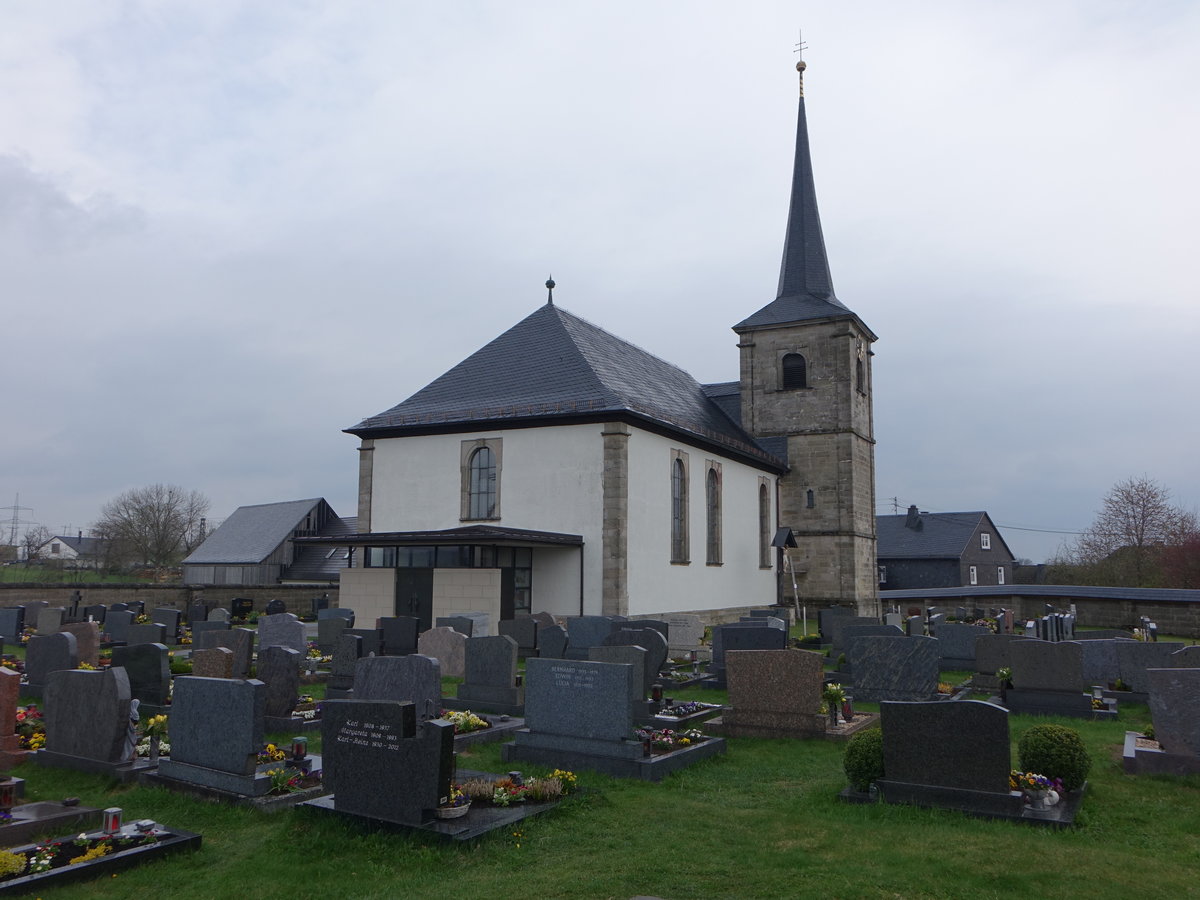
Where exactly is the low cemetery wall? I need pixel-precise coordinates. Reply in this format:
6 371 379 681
0 583 339 616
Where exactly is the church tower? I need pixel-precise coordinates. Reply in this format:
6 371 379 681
734 58 878 614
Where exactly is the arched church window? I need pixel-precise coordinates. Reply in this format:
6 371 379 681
671 456 689 563
781 353 807 390
468 447 497 519
705 466 722 565
758 483 771 568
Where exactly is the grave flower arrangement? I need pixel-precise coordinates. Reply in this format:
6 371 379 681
0 832 158 883
257 743 288 764
263 767 322 795
439 709 490 734
295 696 321 720
458 771 576 808
15 705 45 751
656 700 720 718
0 654 23 674
634 727 705 753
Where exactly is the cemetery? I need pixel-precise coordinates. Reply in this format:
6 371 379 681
0 598 1192 896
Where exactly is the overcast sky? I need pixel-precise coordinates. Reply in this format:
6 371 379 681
4 1 1198 564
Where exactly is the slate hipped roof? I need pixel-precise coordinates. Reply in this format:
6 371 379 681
876 510 1011 560
348 302 786 470
734 63 875 340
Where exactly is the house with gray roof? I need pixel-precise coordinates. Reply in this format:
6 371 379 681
877 506 1016 591
301 59 880 626
35 534 105 568
182 498 353 586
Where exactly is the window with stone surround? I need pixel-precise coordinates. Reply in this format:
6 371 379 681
781 353 807 390
758 479 772 568
461 438 502 521
670 450 689 564
705 463 722 565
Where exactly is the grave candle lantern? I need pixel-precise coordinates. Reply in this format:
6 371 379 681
291 737 308 760
651 684 663 703
0 780 14 812
103 807 122 834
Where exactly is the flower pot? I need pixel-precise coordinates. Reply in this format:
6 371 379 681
1026 790 1050 810
148 736 161 764
434 803 471 820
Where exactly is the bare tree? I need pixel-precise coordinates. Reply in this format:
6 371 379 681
92 484 210 572
1060 476 1198 587
20 525 52 564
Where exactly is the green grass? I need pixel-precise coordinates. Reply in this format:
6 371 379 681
4 699 1199 899
0 567 139 584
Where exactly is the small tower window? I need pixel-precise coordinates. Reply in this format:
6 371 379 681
781 353 807 390
806 489 815 509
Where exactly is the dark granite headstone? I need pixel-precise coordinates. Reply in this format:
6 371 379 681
1076 639 1125 686
523 657 632 741
818 607 855 642
125 623 168 646
105 610 135 644
709 623 787 687
1114 641 1181 693
935 623 992 664
150 607 181 642
317 615 350 654
974 634 1032 675
258 646 301 718
190 620 229 641
354 654 442 718
877 699 1022 816
156 677 269 795
109 602 130 613
257 613 307 656
564 616 617 659
828 616 881 652
36 607 66 635
588 645 648 703
328 633 364 696
622 619 670 643
1169 646 1200 668
499 617 539 654
1010 641 1084 692
321 699 454 825
455 635 522 709
319 607 355 624
0 608 24 642
110 643 171 707
1146 668 1200 757
264 599 287 616
25 632 79 696
379 616 419 656
347 628 384 658
529 611 556 630
537 624 569 659
849 635 939 702
187 603 208 625
602 627 668 686
43 667 132 763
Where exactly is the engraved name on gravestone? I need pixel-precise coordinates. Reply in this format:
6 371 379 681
664 614 705 651
524 658 632 741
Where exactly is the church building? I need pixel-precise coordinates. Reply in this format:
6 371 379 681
312 60 878 629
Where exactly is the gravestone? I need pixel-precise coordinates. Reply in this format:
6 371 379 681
622 619 670 644
150 607 181 642
436 616 474 637
105 610 135 644
310 595 330 617
60 622 101 667
1076 639 1125 687
125 623 168 646
876 700 1023 817
0 609 23 643
257 613 307 656
665 614 705 652
416 626 466 678
1073 629 1134 640
849 635 939 702
589 644 648 704
904 615 924 637
1005 641 1097 718
354 654 442 718
973 634 1032 689
529 611 556 630
192 647 235 679
564 616 617 660
602 627 669 687
195 627 254 679
883 613 903 629
327 633 364 700
1169 646 1200 667
537 625 569 659
708 624 787 688
829 616 881 653
0 668 25 768
320 699 454 826
379 616 420 656
187 603 208 625
208 608 231 626
841 624 904 661
231 598 254 620
927 613 946 635
190 620 229 641
818 607 855 643
109 602 130 613
24 632 79 698
36 607 66 635
499 617 539 658
719 649 826 738
347 628 384 657
156 677 270 795
449 635 523 715
1113 641 1181 694
448 611 491 637
1146 668 1200 758
319 607 355 624
110 643 171 710
264 599 287 616
258 646 301 720
41 668 134 770
934 623 992 667
317 614 351 654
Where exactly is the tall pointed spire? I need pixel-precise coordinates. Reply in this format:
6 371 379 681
776 59 835 302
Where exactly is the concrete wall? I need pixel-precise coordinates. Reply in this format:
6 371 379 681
432 569 501 634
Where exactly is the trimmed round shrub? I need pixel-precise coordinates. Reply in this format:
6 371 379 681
843 727 884 792
1018 724 1091 791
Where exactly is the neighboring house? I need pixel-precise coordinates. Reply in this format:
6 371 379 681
876 506 1016 591
300 59 879 628
35 534 104 568
182 499 354 586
